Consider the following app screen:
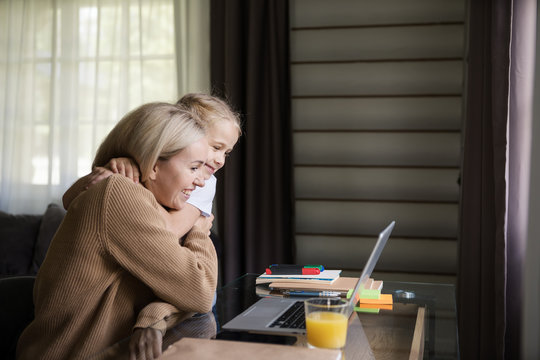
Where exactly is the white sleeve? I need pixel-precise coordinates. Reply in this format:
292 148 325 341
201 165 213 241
186 175 216 217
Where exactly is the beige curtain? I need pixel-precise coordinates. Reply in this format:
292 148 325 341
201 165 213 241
508 0 537 358
175 0 210 95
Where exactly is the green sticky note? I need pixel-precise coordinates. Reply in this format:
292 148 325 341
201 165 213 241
354 306 380 314
359 289 381 300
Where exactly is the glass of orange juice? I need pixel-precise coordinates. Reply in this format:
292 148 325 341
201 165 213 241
304 297 349 350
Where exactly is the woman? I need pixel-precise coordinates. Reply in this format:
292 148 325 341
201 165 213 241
17 103 217 360
62 93 242 239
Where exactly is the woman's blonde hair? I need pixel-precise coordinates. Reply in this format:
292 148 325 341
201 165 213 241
176 93 242 136
93 102 205 182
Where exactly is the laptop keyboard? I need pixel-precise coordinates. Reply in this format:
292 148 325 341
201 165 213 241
269 301 306 329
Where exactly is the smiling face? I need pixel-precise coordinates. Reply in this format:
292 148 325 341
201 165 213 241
146 138 208 210
203 120 240 178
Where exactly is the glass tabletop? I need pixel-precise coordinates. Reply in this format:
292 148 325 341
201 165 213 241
89 273 459 359
214 274 459 359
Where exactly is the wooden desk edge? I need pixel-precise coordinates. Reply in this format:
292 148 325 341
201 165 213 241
409 306 426 360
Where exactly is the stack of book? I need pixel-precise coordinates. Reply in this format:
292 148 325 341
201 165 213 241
256 264 353 297
256 264 393 313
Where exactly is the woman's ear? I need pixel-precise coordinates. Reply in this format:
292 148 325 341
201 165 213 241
148 162 159 181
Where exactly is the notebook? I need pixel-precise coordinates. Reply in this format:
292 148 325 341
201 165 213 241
222 221 396 334
268 276 360 297
159 337 342 360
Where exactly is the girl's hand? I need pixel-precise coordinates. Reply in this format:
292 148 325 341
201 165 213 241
84 167 114 189
106 157 140 184
85 157 140 189
63 157 140 209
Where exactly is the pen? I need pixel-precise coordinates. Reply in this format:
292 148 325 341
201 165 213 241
265 267 320 275
283 290 342 297
270 264 325 271
303 265 325 271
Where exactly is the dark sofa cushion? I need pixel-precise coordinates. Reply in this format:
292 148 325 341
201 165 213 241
31 203 66 273
0 212 41 276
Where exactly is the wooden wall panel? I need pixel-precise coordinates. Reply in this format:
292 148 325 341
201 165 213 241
292 61 463 96
295 167 460 202
295 200 458 238
294 132 461 167
295 235 457 274
291 0 465 27
290 0 466 283
292 97 462 130
291 25 464 62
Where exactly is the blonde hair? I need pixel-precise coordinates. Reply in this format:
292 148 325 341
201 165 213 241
176 93 242 136
93 102 205 182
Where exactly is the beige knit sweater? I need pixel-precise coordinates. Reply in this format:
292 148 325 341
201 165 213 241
16 175 218 359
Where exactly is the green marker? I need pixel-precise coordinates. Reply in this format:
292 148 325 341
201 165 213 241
303 265 325 271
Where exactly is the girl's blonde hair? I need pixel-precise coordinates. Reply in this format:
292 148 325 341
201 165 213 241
176 93 242 136
93 102 205 182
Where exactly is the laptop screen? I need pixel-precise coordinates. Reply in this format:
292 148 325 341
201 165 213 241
347 221 395 314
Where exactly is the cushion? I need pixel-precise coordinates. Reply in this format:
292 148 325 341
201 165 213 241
0 212 41 276
0 276 36 358
31 203 66 273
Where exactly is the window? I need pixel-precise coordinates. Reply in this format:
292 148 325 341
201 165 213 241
0 0 209 213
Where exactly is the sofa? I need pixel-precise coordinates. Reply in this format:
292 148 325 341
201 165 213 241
0 203 66 278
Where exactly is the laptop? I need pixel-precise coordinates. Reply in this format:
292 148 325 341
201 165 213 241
222 221 396 334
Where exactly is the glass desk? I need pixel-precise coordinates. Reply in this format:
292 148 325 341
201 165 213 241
91 274 459 359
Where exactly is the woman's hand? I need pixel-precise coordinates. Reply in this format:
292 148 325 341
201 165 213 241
157 205 207 240
129 327 163 360
192 214 214 236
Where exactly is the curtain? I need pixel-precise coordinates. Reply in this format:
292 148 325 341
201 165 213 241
523 4 540 355
174 0 210 95
457 0 511 358
210 0 294 283
507 0 536 358
0 0 209 214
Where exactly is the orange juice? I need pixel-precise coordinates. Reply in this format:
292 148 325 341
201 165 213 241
305 311 348 349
